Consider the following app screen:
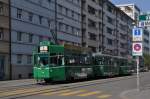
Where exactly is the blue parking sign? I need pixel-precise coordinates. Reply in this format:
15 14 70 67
132 28 143 41
134 29 141 35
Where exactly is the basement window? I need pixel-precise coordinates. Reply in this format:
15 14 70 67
0 28 3 40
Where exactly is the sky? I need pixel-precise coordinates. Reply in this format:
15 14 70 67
111 0 150 12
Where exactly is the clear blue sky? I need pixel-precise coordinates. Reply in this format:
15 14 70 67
112 0 150 12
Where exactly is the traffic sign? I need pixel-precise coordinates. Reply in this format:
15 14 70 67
139 14 150 21
139 21 150 27
132 28 143 41
132 43 143 56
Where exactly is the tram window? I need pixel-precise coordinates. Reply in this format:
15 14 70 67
57 55 63 66
50 54 64 66
39 57 48 66
34 55 37 65
50 56 57 66
65 56 78 65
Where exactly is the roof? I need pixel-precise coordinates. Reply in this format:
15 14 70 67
116 3 140 12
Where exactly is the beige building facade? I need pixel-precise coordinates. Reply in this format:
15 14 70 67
0 0 10 80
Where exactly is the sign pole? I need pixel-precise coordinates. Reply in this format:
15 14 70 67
136 56 140 91
132 27 143 92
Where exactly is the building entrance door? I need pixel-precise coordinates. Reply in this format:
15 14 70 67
0 56 4 80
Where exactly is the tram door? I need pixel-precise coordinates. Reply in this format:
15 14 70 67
0 56 4 80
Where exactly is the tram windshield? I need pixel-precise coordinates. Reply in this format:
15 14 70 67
38 56 48 66
34 54 49 66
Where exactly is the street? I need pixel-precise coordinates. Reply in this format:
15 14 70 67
0 72 150 99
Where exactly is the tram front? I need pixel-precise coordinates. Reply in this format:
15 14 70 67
33 41 66 83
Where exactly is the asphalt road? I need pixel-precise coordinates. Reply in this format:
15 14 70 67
1 72 150 99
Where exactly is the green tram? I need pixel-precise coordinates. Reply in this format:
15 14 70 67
33 41 133 82
93 53 132 77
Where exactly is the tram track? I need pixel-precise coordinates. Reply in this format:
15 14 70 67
0 74 141 99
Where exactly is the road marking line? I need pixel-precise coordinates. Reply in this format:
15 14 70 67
16 89 54 97
59 90 87 96
98 94 112 98
41 90 71 96
77 91 101 97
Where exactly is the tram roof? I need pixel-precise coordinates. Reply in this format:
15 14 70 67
64 44 91 53
93 53 127 59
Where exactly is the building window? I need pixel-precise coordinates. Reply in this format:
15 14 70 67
89 46 96 52
65 25 69 32
28 12 33 22
28 34 33 43
38 0 42 5
71 11 74 17
107 27 113 34
71 27 74 34
107 16 113 24
77 0 80 4
58 5 62 13
17 32 22 41
47 0 51 3
58 22 63 31
107 5 113 13
17 8 22 19
120 43 125 49
66 8 68 16
39 16 42 24
39 36 43 42
0 2 3 14
88 32 97 41
107 38 113 45
47 20 51 27
0 28 3 40
88 19 96 28
88 5 96 16
27 55 32 64
17 54 22 64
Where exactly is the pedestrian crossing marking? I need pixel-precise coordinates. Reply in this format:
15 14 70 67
41 90 71 96
0 88 35 96
77 91 101 97
98 94 112 98
0 88 50 97
59 90 87 96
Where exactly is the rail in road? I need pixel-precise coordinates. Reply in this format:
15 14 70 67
0 74 145 99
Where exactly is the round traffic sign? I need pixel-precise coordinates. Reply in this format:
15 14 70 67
134 44 141 51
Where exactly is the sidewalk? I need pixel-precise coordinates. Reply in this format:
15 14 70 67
0 79 35 88
120 88 150 99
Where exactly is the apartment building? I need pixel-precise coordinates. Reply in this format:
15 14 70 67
116 4 140 25
0 0 10 80
56 0 82 45
10 0 82 79
117 4 150 55
0 0 134 79
81 0 133 56
143 29 150 54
